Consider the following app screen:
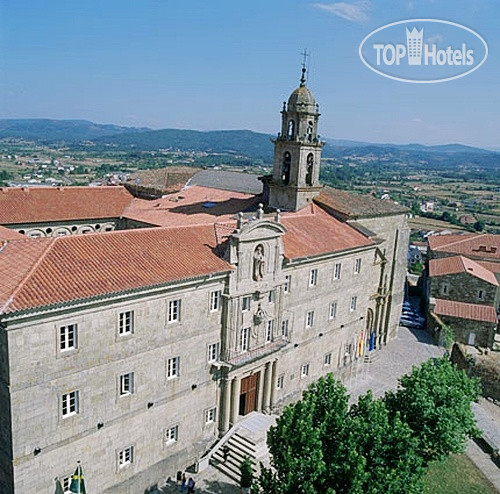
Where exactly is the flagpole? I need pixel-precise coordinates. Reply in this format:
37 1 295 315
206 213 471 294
77 462 81 494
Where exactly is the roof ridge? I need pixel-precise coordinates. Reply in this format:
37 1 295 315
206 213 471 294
434 233 481 250
0 238 56 314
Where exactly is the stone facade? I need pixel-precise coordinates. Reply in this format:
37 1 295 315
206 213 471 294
10 218 118 238
0 72 409 494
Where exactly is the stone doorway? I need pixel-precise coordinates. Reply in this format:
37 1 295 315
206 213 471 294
239 373 259 416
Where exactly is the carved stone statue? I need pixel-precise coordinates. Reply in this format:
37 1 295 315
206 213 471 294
253 245 265 281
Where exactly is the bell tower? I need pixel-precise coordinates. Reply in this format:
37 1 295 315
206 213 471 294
268 62 325 211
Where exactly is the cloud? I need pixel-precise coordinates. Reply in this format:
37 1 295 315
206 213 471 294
314 1 371 23
426 34 443 45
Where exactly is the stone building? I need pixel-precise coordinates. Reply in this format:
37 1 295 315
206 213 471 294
0 70 408 493
426 234 500 348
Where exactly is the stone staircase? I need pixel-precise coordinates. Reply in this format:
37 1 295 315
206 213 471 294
363 351 380 364
209 412 276 483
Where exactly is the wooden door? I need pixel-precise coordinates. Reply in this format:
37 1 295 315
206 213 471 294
239 373 259 416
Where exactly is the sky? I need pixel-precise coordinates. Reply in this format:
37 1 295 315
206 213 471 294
1 0 499 148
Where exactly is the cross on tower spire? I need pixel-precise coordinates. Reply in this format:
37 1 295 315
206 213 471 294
300 48 310 86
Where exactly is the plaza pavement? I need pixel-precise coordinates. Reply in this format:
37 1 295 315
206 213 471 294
156 326 499 493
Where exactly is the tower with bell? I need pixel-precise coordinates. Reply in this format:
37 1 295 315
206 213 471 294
267 51 325 211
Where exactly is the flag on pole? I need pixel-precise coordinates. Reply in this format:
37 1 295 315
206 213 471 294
54 478 64 494
69 462 86 494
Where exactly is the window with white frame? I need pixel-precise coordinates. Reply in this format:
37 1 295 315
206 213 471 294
119 311 134 335
205 407 216 424
309 269 318 287
208 343 219 362
329 302 338 320
324 353 332 366
165 425 178 445
306 310 314 328
333 263 342 280
168 299 181 323
354 258 362 274
209 290 221 312
62 390 79 418
167 356 180 379
284 275 291 293
268 290 275 304
281 319 289 338
301 363 310 377
118 446 133 468
350 296 358 312
60 324 77 351
119 372 134 396
266 320 274 343
240 327 250 352
276 375 284 389
242 296 251 312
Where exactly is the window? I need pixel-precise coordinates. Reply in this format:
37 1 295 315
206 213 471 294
242 296 251 312
301 364 310 377
276 375 284 389
62 390 79 418
354 258 362 274
168 299 181 323
61 476 72 494
165 425 178 445
477 289 484 301
306 310 314 328
119 372 134 396
209 290 221 312
119 446 133 468
441 283 449 295
60 324 77 351
240 327 250 352
350 296 358 312
119 311 134 335
268 290 275 304
309 269 318 287
266 320 274 343
167 357 180 379
329 302 338 320
324 353 332 366
284 275 291 293
333 263 342 280
208 343 219 362
205 407 216 424
281 319 289 338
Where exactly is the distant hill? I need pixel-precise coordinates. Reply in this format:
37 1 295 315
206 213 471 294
0 119 149 142
0 119 497 166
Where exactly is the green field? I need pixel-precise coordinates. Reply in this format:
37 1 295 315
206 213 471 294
424 454 497 494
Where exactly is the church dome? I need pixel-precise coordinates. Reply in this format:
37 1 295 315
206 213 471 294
287 85 316 108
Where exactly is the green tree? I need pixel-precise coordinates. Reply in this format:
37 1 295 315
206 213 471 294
384 357 481 465
239 456 254 492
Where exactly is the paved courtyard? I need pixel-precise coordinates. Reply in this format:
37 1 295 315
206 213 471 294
155 326 499 493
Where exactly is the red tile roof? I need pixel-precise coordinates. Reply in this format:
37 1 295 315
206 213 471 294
123 185 261 227
281 204 374 259
428 234 499 260
0 186 134 224
432 298 498 324
315 187 407 219
429 256 498 286
0 225 24 240
0 226 232 314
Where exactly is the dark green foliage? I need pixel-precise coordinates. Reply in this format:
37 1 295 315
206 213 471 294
240 456 254 489
384 358 481 465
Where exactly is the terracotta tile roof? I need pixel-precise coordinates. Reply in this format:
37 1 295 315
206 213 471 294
477 261 500 274
0 186 134 225
0 225 24 240
281 204 374 259
428 233 499 260
123 185 261 227
315 186 407 219
433 298 498 324
126 167 201 196
429 256 498 286
0 226 232 314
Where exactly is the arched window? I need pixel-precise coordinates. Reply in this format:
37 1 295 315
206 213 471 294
282 152 291 185
307 121 313 142
305 153 314 186
287 120 295 140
